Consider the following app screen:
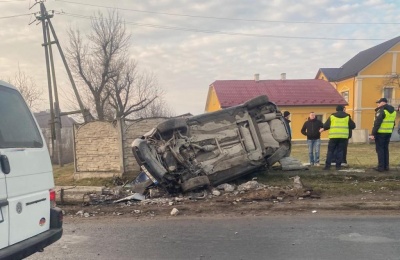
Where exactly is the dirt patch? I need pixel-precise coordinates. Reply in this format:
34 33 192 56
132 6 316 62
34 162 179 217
59 188 400 220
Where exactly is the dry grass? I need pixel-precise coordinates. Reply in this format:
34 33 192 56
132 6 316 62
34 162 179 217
53 163 115 187
291 141 400 168
255 142 400 196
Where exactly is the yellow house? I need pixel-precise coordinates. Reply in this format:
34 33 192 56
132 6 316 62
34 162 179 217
316 36 400 135
205 74 347 141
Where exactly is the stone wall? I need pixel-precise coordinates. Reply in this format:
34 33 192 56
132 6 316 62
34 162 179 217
74 121 120 177
73 118 167 179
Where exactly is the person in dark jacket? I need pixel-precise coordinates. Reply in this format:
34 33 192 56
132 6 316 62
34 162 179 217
369 98 396 172
283 111 291 139
333 106 352 166
301 112 323 166
320 105 356 170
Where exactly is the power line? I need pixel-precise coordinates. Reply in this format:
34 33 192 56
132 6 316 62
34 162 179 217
0 0 26 2
58 12 385 41
55 0 400 25
0 13 33 19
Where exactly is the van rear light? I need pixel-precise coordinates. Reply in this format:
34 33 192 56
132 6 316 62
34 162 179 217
49 189 56 207
50 207 63 229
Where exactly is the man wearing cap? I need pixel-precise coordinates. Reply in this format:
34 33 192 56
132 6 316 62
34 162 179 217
369 98 396 172
283 111 291 138
320 105 356 170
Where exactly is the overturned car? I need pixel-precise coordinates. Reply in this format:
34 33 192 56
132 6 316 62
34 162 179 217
132 95 291 193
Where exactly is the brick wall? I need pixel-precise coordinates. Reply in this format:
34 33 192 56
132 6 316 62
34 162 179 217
73 118 167 178
74 121 120 174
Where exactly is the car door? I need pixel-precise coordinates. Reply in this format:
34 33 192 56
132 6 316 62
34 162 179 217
0 171 8 250
0 84 54 246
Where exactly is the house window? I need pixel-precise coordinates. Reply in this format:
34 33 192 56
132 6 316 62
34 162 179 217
315 114 324 122
341 91 349 103
383 87 393 103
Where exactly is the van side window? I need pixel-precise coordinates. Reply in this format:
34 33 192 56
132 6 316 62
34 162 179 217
0 86 43 148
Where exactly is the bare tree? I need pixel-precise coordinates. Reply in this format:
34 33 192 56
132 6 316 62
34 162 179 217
134 73 174 118
66 10 164 120
7 65 44 111
382 73 400 88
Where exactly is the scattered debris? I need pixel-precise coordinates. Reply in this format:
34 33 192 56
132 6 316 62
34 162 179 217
170 208 179 216
114 193 145 203
238 181 265 191
279 157 308 171
73 170 323 215
212 189 221 196
292 176 304 189
188 190 208 200
216 183 236 192
338 168 365 173
312 210 317 213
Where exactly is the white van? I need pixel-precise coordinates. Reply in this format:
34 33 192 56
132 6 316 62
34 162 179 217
0 81 63 259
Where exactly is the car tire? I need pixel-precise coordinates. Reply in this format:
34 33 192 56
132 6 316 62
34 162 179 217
266 145 290 166
181 176 210 192
243 95 269 109
157 118 188 134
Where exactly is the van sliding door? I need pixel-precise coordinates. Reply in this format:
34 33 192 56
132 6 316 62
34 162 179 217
0 85 54 246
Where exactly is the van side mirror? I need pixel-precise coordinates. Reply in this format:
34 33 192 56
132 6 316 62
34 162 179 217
0 155 10 174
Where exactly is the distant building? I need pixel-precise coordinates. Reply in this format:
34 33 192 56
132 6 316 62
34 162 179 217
316 36 400 136
205 75 347 141
34 110 76 128
34 111 76 164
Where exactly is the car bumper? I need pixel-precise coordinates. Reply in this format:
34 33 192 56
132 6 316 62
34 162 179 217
0 227 63 260
132 138 167 182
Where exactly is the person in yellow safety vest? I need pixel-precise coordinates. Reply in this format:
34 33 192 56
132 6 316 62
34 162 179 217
369 97 396 172
319 105 356 170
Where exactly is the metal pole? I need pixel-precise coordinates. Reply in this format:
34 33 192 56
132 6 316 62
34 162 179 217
47 19 91 123
39 2 55 160
46 22 63 167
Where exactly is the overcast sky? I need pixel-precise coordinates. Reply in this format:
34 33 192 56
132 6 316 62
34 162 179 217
1 0 399 116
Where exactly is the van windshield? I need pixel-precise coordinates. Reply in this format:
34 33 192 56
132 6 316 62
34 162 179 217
0 85 43 148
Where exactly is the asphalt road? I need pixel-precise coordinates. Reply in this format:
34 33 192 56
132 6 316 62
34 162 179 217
28 215 400 260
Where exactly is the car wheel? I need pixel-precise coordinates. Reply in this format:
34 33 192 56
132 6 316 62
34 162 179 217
181 176 210 192
243 95 269 109
266 145 290 166
157 118 188 134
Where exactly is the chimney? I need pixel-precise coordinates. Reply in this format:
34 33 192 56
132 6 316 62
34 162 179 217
254 73 260 82
281 73 286 80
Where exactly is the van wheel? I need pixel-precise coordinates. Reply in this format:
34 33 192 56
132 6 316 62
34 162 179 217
244 95 269 109
181 176 210 192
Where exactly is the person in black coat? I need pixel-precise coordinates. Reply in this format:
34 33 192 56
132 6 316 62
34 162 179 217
301 112 323 166
283 111 291 139
369 98 396 171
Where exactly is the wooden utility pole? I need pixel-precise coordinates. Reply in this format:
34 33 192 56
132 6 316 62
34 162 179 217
35 1 93 166
38 2 55 161
46 22 63 166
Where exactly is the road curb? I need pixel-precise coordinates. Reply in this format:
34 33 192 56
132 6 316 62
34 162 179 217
55 186 103 204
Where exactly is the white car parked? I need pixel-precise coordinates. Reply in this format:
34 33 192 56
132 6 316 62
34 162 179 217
0 81 63 260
